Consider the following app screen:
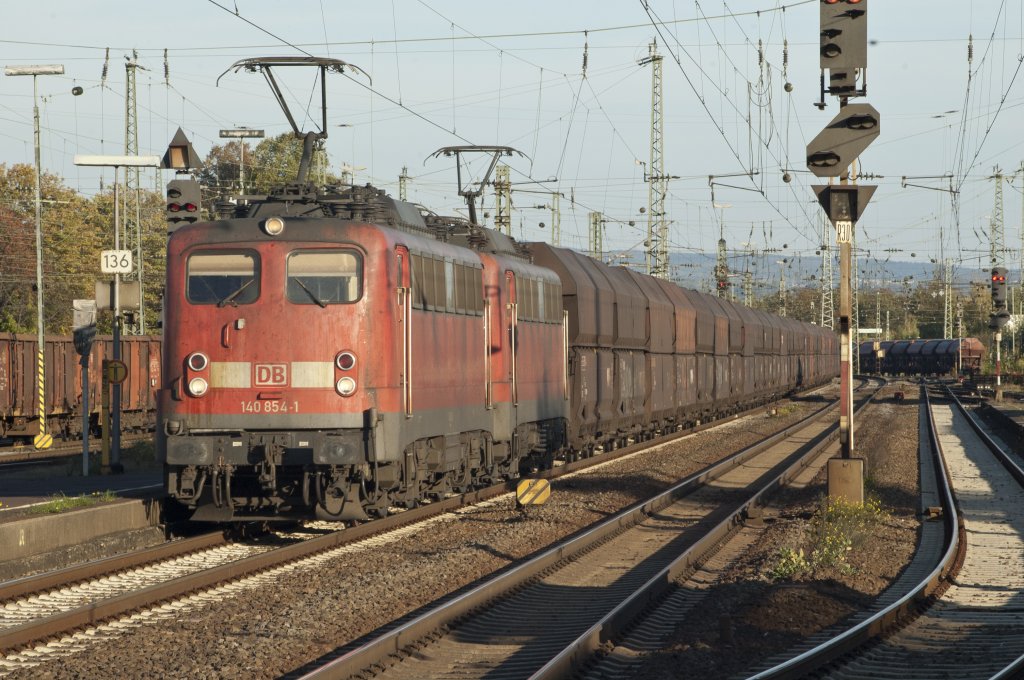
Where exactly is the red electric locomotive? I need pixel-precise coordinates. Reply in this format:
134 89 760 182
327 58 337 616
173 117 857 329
160 185 567 521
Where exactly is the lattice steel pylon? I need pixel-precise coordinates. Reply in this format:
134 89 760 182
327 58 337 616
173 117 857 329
820 215 835 329
1019 161 1024 294
123 51 145 334
639 41 669 278
493 165 512 235
778 265 787 317
714 237 729 298
990 166 1005 268
943 258 954 339
589 211 603 261
399 165 409 201
550 192 561 247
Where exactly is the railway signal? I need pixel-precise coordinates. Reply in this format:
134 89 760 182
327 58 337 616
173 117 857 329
166 179 202 227
820 0 867 96
812 184 877 231
806 104 880 178
991 267 1008 310
989 310 1011 330
813 0 872 504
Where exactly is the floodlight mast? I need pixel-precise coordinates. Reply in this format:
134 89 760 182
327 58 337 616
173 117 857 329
4 63 64 450
217 57 369 184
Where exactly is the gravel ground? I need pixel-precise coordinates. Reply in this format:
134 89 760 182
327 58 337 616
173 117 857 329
634 383 921 679
6 395 830 680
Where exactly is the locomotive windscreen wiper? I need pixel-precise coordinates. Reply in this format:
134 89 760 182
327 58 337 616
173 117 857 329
216 279 255 307
292 278 327 308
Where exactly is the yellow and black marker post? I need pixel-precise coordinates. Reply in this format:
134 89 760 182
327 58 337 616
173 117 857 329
515 478 551 510
32 345 52 451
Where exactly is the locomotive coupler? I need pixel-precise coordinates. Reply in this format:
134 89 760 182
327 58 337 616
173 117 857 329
178 465 200 500
257 443 285 492
212 459 235 509
314 467 369 522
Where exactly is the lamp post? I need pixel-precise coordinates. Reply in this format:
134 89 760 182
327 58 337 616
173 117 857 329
4 63 64 450
73 154 160 472
218 128 264 194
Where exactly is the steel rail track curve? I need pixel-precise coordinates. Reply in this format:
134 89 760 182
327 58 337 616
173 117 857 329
288 380 880 680
746 382 1024 679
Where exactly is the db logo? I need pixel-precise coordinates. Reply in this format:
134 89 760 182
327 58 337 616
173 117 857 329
255 363 288 387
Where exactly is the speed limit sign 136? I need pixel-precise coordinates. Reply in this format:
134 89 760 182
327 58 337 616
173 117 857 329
101 249 133 274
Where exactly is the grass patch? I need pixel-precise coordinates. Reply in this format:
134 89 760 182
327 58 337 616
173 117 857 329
118 440 158 469
769 495 889 580
767 404 799 418
29 490 119 514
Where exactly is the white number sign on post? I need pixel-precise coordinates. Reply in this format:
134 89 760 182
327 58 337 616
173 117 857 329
100 249 133 274
835 219 853 245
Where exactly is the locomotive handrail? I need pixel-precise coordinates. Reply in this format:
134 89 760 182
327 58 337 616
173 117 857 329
484 299 493 409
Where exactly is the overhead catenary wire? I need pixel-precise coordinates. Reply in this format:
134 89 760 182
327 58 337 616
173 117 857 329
640 1 817 248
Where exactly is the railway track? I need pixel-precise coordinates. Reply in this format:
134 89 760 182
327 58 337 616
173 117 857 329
739 383 1024 679
0 433 152 468
0 385 840 675
289 379 881 680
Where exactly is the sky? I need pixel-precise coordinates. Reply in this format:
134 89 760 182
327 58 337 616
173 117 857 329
2 0 1023 291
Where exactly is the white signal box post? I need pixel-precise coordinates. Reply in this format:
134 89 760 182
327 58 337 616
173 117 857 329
75 154 160 472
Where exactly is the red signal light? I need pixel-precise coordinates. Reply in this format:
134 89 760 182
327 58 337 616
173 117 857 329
168 203 181 212
183 203 198 212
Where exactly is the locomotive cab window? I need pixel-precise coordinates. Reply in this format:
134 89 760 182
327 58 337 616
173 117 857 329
186 251 260 306
287 250 362 305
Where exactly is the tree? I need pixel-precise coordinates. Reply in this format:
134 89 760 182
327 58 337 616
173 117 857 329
0 163 103 333
238 133 335 192
0 205 34 332
0 163 170 334
196 140 253 195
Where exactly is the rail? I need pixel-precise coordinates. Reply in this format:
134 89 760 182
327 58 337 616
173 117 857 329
294 380 876 679
745 383 962 679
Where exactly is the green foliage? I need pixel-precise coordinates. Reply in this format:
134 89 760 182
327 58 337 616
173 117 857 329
198 133 339 196
770 404 798 417
768 495 889 580
769 547 811 580
30 490 118 514
0 163 167 334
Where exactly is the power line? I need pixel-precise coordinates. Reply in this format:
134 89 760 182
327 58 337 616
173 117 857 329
0 1 814 53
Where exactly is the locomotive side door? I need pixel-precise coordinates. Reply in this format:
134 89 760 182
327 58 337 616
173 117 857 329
396 246 412 417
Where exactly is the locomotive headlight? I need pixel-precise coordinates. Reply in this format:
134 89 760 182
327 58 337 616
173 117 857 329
335 376 357 396
187 376 209 397
187 352 209 372
263 216 286 236
335 351 357 371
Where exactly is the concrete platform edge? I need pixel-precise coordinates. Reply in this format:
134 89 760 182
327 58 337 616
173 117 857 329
0 498 162 563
